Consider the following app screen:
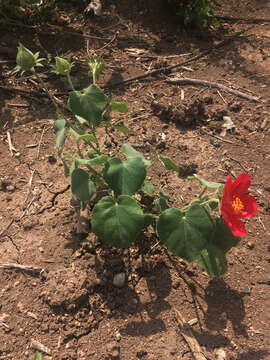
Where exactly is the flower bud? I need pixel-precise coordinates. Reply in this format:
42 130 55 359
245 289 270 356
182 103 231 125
16 43 37 72
52 57 73 75
87 56 104 82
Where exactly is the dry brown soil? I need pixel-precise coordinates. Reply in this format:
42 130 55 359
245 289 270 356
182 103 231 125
0 1 270 359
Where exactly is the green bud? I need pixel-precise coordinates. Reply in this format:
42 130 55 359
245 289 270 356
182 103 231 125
16 43 36 71
52 57 73 76
14 43 43 75
87 56 104 83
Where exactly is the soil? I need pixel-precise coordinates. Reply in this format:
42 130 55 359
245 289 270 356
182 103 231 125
0 1 270 359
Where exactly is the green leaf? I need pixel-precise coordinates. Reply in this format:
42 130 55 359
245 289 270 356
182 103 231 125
188 174 222 189
122 144 151 168
113 124 131 134
70 127 81 140
91 195 145 247
158 154 178 171
54 119 66 149
75 115 88 125
71 168 95 201
77 134 96 144
102 156 146 195
157 204 215 261
68 84 108 128
211 218 240 253
69 155 108 167
32 353 43 360
102 122 131 134
141 181 155 196
110 101 128 113
143 213 154 228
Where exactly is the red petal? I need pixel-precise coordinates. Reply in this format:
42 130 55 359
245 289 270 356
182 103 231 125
230 216 246 237
231 173 251 195
221 175 233 206
221 206 246 236
239 194 258 218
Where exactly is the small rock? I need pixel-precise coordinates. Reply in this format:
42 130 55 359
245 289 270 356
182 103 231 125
247 241 255 249
115 332 121 341
47 155 57 164
242 285 251 295
215 348 226 360
188 318 198 326
6 185 15 192
136 350 147 358
113 273 125 288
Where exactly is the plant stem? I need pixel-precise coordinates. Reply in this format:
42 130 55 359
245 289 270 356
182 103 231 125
33 70 65 118
90 126 101 153
67 73 75 92
200 198 220 207
76 141 83 158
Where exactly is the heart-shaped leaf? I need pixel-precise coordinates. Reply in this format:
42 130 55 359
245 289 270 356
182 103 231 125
91 195 145 247
102 156 146 195
71 168 95 201
158 154 178 171
157 204 215 261
141 181 155 196
69 84 108 128
122 144 151 167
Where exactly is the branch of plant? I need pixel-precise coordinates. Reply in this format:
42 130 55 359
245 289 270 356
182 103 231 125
33 71 65 118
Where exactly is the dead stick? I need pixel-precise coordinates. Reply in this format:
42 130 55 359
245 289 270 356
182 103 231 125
7 131 17 155
0 219 14 237
0 85 47 97
167 77 260 102
174 308 207 360
216 16 270 23
0 263 43 275
102 26 254 89
31 340 52 355
200 128 237 145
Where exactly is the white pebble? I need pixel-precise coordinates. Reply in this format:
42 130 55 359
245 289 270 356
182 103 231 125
215 348 226 360
113 273 125 288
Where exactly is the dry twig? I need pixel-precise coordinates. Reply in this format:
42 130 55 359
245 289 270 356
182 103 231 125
102 26 254 89
0 263 43 275
31 340 52 355
200 128 237 145
174 308 207 360
166 77 260 102
7 131 17 155
0 219 14 238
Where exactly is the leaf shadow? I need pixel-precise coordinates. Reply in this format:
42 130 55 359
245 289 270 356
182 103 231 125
234 350 270 360
92 245 172 337
204 278 248 337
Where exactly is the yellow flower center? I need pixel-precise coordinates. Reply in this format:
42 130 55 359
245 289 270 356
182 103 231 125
232 196 244 214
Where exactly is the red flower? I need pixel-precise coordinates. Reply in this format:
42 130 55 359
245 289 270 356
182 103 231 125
221 173 258 237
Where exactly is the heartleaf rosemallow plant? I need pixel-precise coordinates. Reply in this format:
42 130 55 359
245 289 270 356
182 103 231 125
14 45 258 278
